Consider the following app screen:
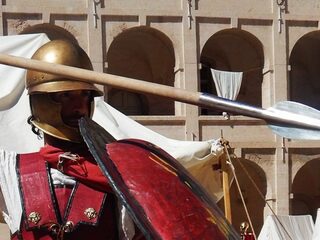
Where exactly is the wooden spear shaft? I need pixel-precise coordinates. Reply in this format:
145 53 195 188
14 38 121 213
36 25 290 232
0 53 200 106
2 53 320 132
0 52 249 115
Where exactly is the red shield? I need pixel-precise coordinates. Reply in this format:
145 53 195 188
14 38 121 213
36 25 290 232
80 117 240 240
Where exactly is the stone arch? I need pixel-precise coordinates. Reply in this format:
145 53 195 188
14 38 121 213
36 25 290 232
218 158 267 234
106 26 175 115
20 23 78 44
289 31 320 110
200 28 264 115
291 158 320 220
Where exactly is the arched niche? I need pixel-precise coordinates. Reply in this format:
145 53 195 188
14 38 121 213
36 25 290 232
289 31 320 110
218 158 267 234
106 26 175 115
20 23 78 44
291 158 320 220
200 28 264 115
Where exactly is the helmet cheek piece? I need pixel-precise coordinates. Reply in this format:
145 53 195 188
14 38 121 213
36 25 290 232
30 94 84 143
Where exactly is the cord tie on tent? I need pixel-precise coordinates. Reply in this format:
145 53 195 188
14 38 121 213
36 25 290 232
221 139 257 239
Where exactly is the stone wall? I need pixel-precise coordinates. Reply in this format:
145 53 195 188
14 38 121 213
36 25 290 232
1 0 320 235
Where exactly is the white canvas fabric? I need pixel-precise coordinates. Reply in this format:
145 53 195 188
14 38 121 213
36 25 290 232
258 215 314 240
312 209 320 240
0 150 20 233
0 33 51 111
0 34 50 153
93 99 225 200
93 99 223 167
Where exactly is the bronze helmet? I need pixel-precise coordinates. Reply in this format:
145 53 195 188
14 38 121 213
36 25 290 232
26 39 103 142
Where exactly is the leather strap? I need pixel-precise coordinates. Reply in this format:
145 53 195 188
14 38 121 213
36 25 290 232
18 153 58 229
66 183 106 228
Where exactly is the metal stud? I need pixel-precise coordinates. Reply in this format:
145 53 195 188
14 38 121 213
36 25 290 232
84 207 98 220
48 223 59 234
64 221 74 233
28 211 41 225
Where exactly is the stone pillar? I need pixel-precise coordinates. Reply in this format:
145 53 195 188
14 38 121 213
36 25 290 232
272 1 290 215
87 0 104 95
272 1 288 103
274 142 289 214
182 0 199 140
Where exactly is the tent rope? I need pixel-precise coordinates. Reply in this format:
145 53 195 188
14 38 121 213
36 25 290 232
221 140 257 239
222 140 293 240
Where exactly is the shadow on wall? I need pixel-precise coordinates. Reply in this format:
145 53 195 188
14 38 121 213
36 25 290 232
106 26 176 115
291 157 320 221
290 30 320 110
20 23 79 44
200 28 264 115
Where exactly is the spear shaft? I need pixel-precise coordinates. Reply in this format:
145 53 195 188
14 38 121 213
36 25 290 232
0 53 319 132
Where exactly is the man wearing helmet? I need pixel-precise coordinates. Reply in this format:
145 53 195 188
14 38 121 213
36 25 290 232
0 40 137 239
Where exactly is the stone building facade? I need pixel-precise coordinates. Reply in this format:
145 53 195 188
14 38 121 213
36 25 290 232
1 0 320 235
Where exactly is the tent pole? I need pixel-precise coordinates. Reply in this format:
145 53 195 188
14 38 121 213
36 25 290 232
221 153 232 223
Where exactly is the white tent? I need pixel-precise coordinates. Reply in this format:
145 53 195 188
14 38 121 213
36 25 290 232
312 209 320 240
258 215 315 240
93 100 225 199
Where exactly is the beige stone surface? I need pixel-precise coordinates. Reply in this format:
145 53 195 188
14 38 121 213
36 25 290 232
0 223 10 239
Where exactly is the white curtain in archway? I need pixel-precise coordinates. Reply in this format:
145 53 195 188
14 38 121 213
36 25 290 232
210 68 243 100
210 68 243 118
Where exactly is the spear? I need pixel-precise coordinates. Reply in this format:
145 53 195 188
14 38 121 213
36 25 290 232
0 52 319 140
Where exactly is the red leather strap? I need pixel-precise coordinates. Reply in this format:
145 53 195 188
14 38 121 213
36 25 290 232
11 232 19 240
66 183 106 226
18 153 58 229
54 187 73 219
